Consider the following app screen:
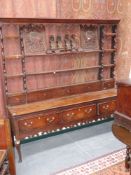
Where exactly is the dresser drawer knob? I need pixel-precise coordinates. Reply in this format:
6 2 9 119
66 113 70 116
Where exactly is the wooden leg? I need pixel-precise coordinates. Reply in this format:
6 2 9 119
15 140 22 162
129 158 131 175
125 146 131 170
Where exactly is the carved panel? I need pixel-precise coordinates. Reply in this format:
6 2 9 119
21 24 46 55
80 25 99 50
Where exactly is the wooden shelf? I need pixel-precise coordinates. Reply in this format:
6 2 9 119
104 78 115 81
102 49 116 52
5 49 116 60
27 66 100 76
8 88 117 116
5 66 100 78
5 73 24 78
6 91 27 96
7 80 101 96
0 18 120 24
6 79 115 97
5 49 101 60
104 33 116 36
28 49 101 57
4 35 19 39
5 55 23 59
103 64 115 67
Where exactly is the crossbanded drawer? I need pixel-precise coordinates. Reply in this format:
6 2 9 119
98 100 116 116
18 113 59 134
61 104 96 123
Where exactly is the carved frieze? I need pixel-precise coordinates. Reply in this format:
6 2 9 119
21 24 46 55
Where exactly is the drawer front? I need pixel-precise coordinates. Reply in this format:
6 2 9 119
103 80 115 90
61 104 96 123
98 100 116 116
18 113 59 134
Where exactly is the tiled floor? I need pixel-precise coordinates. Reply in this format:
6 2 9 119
15 121 125 175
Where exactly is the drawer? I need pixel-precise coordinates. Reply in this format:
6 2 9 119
103 80 115 90
18 113 59 134
61 104 96 123
98 100 116 116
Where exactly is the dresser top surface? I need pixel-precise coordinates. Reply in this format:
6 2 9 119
8 88 117 116
117 79 131 87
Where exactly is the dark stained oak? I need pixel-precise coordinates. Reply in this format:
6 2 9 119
8 88 117 162
7 80 115 106
0 18 119 162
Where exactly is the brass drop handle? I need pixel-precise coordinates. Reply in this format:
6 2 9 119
24 121 33 126
47 117 55 123
85 108 92 113
103 105 109 109
71 112 75 116
66 112 75 117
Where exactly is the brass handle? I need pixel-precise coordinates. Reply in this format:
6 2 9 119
47 117 55 123
85 108 92 113
103 105 109 109
66 112 75 117
24 121 33 126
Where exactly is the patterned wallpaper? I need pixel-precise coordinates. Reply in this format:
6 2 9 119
0 0 130 116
